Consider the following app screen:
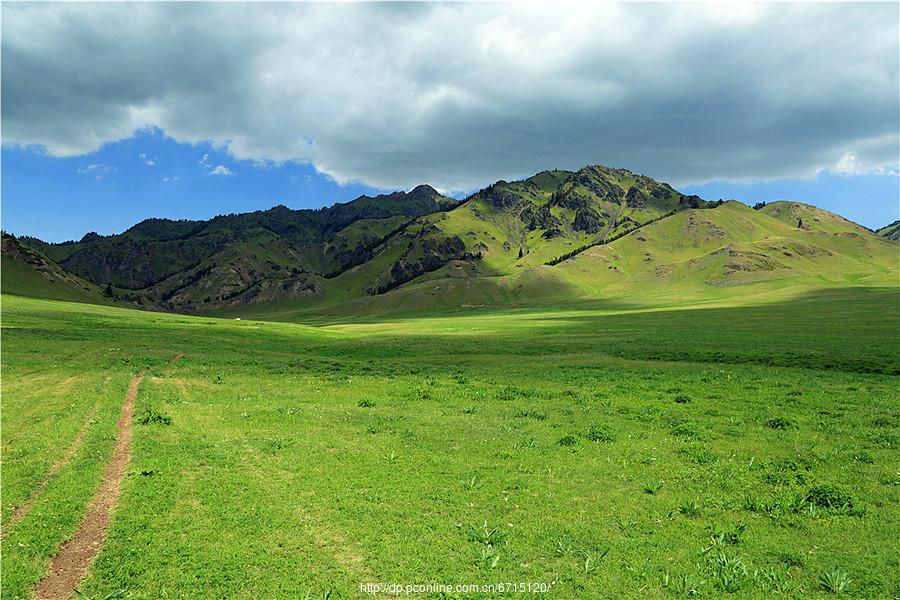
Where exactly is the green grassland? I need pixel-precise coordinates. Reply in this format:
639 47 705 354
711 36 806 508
2 286 898 598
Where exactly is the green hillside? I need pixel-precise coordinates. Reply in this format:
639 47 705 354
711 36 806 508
293 165 721 310
6 163 716 314
1 233 112 305
22 185 456 311
759 201 870 235
551 201 896 302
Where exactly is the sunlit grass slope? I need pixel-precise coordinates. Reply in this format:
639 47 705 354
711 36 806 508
551 201 897 302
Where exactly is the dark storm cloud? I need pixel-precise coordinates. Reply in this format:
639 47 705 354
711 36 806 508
2 2 897 190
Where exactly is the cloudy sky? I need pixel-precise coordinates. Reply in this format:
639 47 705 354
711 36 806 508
2 2 898 241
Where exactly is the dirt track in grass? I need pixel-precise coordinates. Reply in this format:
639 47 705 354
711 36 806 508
33 372 145 600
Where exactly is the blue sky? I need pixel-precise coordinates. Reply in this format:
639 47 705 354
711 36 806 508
683 173 899 233
2 129 385 242
2 3 898 241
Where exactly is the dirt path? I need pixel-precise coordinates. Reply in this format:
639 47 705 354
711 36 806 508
3 407 98 537
168 352 185 365
33 372 145 600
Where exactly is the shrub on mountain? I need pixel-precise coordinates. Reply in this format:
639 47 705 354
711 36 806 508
481 184 524 210
625 187 648 208
519 204 562 231
549 188 593 210
542 227 564 239
573 208 605 234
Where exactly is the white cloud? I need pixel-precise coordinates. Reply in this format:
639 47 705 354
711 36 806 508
207 165 233 176
3 3 898 191
830 150 900 177
162 175 179 182
138 152 156 166
76 163 116 179
833 152 863 176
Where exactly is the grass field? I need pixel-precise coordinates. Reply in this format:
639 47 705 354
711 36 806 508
2 288 898 598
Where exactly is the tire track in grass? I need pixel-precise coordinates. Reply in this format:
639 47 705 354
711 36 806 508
33 372 146 600
2 405 98 537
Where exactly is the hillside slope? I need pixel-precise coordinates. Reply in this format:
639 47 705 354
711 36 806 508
22 186 457 311
9 163 716 313
314 165 720 302
759 201 870 234
553 200 896 300
877 219 900 241
1 233 113 304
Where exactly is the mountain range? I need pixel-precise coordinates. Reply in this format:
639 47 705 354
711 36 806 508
3 164 897 318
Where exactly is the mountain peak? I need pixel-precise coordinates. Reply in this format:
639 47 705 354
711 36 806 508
409 184 440 196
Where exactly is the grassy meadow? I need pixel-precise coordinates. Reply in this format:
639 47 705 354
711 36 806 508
2 288 898 598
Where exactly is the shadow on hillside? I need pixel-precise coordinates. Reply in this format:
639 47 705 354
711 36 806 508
502 287 900 375
309 287 899 375
223 287 900 374
523 286 899 322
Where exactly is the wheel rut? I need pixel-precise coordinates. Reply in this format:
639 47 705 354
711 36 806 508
33 372 145 600
3 406 97 538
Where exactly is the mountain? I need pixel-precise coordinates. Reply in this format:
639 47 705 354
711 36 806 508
4 165 897 317
877 219 900 241
23 185 457 310
1 233 112 304
289 199 894 319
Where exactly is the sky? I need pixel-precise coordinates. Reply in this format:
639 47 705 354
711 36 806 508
2 2 898 242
